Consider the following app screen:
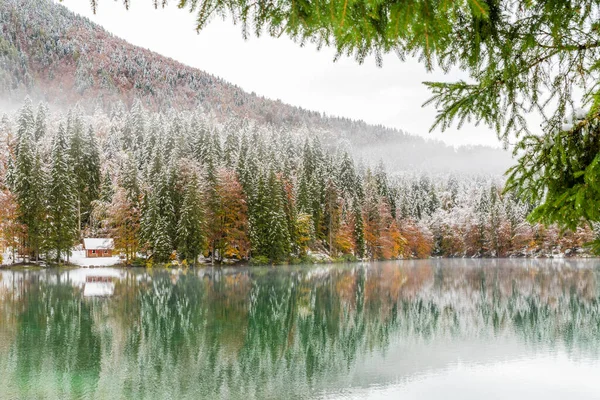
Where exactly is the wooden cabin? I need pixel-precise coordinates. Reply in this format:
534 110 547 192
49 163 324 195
83 238 114 258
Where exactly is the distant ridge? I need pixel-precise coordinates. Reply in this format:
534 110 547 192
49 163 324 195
0 0 513 173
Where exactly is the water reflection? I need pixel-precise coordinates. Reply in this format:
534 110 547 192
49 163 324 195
0 259 599 399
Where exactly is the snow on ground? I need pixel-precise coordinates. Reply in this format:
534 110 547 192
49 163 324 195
2 251 14 265
70 250 122 267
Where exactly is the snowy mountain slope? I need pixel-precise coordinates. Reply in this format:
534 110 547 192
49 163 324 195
0 0 512 173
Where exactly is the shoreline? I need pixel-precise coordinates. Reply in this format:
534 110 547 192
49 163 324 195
1 254 597 271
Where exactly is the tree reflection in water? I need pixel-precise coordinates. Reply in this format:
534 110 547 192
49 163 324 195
0 259 599 399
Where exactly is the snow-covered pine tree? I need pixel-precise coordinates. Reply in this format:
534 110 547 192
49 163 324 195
167 155 183 232
265 169 291 261
14 121 45 260
15 98 35 157
141 170 176 263
324 178 341 255
153 214 173 263
236 133 257 197
176 173 205 265
223 125 239 169
120 153 140 203
100 171 114 203
34 102 47 142
189 113 209 164
338 151 359 201
47 123 77 265
130 98 146 158
142 114 160 174
374 162 396 219
69 118 101 232
5 156 15 191
85 125 101 196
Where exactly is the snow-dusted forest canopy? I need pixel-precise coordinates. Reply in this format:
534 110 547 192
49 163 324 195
0 99 596 265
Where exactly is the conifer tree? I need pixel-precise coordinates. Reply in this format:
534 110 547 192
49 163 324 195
324 178 341 255
120 113 134 152
375 162 396 218
100 171 114 203
353 201 365 259
142 170 176 263
190 114 209 164
15 98 34 157
142 114 160 172
236 132 250 188
164 113 183 159
5 156 14 192
153 214 173 263
121 153 141 203
14 122 44 260
130 98 146 156
297 139 324 240
177 173 205 264
105 125 122 160
167 157 184 229
281 176 300 255
265 169 291 261
34 102 47 142
223 128 239 169
338 152 358 200
47 124 77 265
86 125 102 197
248 169 290 262
69 119 101 232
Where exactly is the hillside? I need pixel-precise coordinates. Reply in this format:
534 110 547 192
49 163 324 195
0 0 512 173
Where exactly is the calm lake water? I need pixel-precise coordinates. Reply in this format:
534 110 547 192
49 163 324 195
1 259 600 399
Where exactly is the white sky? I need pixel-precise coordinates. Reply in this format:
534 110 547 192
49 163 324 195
60 0 502 148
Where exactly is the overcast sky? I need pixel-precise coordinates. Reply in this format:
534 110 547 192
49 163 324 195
60 0 502 148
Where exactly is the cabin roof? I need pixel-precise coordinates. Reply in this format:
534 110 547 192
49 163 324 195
83 238 114 250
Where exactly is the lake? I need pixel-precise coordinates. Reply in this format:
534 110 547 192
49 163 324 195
0 259 599 399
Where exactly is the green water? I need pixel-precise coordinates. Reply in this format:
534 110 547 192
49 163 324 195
1 259 600 399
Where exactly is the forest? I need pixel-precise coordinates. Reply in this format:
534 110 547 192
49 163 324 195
0 99 596 266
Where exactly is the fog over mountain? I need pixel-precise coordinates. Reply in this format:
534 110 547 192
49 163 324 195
0 0 512 174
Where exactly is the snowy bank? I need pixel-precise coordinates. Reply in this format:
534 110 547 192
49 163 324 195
70 250 122 267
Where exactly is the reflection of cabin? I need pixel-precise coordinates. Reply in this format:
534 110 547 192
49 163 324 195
83 275 115 297
83 238 114 258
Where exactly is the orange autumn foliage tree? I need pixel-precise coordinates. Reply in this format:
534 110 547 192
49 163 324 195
399 220 433 259
363 183 406 260
213 168 250 260
378 214 406 260
334 217 355 256
0 189 22 260
108 187 140 264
